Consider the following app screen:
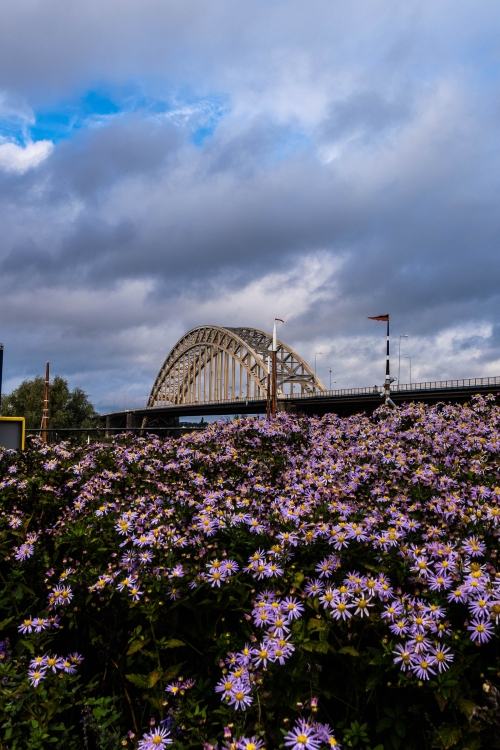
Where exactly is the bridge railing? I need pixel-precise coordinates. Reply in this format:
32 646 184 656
291 375 500 399
131 375 500 411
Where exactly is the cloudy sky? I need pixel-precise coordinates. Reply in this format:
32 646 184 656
0 0 499 410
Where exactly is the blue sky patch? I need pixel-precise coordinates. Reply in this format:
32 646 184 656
0 84 228 147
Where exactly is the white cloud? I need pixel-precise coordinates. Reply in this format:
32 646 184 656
0 138 53 173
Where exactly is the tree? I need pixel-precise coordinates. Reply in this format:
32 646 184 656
1 375 100 429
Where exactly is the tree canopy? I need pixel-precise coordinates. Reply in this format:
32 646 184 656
1 375 100 429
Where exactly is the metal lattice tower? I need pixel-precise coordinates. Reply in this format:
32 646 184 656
148 326 326 406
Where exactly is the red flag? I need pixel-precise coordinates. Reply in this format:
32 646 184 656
368 315 389 321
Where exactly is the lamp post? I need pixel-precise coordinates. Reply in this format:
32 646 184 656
329 368 332 390
405 356 412 385
398 335 408 385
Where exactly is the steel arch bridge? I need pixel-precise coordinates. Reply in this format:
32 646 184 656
148 326 326 407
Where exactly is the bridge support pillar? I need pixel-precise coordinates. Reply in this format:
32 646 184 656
126 411 141 429
277 399 296 414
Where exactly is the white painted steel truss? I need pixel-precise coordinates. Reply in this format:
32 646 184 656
148 326 326 406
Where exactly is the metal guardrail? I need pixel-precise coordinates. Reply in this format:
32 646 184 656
106 375 500 413
393 376 500 392
26 427 205 432
26 426 206 438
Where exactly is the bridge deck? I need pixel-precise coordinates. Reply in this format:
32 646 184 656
104 376 500 427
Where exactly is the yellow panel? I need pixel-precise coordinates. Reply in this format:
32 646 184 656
0 417 26 450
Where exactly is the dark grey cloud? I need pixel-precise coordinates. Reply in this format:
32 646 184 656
0 0 500 405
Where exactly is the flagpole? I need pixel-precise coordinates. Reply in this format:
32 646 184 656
368 314 395 407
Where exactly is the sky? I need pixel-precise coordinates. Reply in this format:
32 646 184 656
0 0 500 411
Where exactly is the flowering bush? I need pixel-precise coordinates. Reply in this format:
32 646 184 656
1 396 500 749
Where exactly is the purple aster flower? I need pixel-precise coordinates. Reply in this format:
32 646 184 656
165 681 183 695
207 570 226 587
330 596 353 621
468 618 495 643
431 644 454 673
137 726 172 749
428 574 452 591
314 723 341 748
304 580 325 597
32 617 49 633
252 645 270 668
488 599 500 623
447 586 468 604
28 667 47 687
393 643 413 672
468 595 491 618
14 543 34 561
381 601 405 622
29 655 46 670
227 680 253 710
128 585 143 601
59 658 77 674
18 617 34 634
353 596 373 618
45 655 64 673
462 537 487 557
221 560 239 576
282 597 304 619
238 737 264 750
389 618 409 636
216 676 236 698
284 719 321 750
411 654 436 680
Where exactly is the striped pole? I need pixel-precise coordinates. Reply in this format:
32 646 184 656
41 362 50 444
384 316 390 402
368 314 393 405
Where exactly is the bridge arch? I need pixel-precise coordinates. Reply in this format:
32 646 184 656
148 325 326 406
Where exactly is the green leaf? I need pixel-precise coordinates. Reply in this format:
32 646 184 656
457 698 476 718
384 706 396 718
366 673 383 691
307 619 326 631
394 720 406 738
0 616 14 631
125 670 162 689
339 646 359 657
437 725 461 749
435 693 447 712
162 639 185 649
19 638 35 654
127 638 151 655
293 572 304 586
313 641 330 653
376 717 394 733
163 663 183 681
